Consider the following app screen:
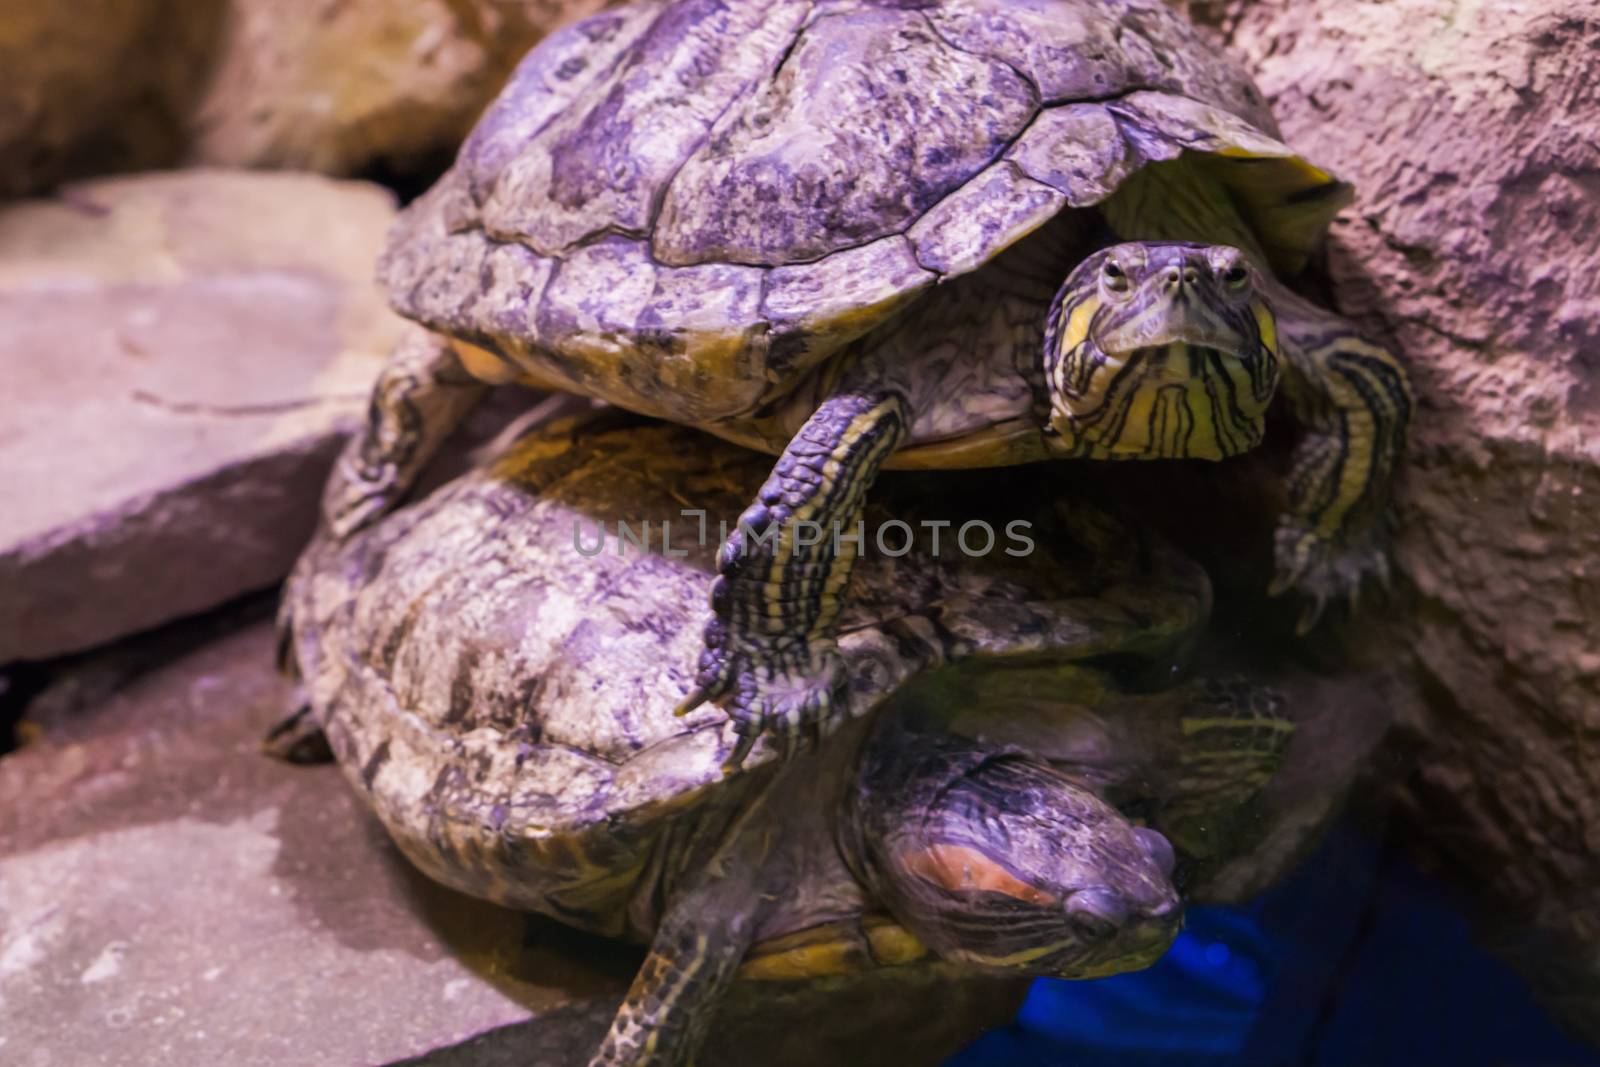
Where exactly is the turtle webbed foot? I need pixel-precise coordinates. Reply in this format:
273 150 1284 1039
677 631 850 770
1269 517 1394 633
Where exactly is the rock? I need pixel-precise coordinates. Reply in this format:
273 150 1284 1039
0 0 219 197
0 618 1024 1066
0 1 610 196
186 0 612 179
0 170 404 663
1176 0 1600 1038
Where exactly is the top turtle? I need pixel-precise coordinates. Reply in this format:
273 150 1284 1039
312 0 1412 761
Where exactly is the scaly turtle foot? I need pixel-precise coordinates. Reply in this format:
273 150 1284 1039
1269 517 1394 633
677 632 850 771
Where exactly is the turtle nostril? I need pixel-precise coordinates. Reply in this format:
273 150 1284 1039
1160 267 1182 290
1148 895 1181 920
1182 267 1200 286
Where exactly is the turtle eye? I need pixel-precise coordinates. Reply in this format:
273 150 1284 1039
1222 264 1250 288
1102 259 1130 293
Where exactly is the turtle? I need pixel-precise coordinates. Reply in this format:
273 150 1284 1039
305 0 1411 763
279 411 1297 1067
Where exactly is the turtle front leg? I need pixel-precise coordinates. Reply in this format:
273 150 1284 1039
589 894 755 1067
1265 285 1412 631
678 389 912 768
320 326 488 542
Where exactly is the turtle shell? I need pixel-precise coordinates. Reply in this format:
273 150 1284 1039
379 0 1347 425
286 414 1208 934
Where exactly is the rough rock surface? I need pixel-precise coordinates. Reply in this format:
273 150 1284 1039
1171 0 1600 1036
0 618 1025 1066
186 0 612 178
0 170 403 663
0 0 608 196
0 0 219 197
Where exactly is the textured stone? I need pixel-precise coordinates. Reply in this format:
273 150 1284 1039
0 619 1025 1066
0 0 218 197
187 0 613 179
0 170 404 663
1171 0 1600 1038
0 1 610 196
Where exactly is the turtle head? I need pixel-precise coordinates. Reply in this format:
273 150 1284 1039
856 745 1180 980
1042 242 1280 461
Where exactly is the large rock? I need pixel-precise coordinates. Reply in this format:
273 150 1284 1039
0 0 218 197
0 170 404 663
1173 0 1600 1038
0 618 1024 1066
186 0 611 178
0 1 608 196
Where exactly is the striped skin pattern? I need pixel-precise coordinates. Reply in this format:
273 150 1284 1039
1099 156 1413 627
1042 243 1280 462
850 730 1182 983
1162 677 1294 859
590 915 748 1067
679 390 911 768
1269 306 1413 627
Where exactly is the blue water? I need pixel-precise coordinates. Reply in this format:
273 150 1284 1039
946 823 1598 1067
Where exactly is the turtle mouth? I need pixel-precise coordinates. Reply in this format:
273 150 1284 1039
1049 341 1275 461
947 885 1181 978
1040 881 1183 977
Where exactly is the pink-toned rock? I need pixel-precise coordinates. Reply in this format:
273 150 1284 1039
0 0 215 196
185 0 611 177
0 0 610 195
0 170 404 663
1173 0 1600 1037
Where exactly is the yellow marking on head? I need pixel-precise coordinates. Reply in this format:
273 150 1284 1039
1252 301 1278 360
1061 293 1100 352
899 844 1058 906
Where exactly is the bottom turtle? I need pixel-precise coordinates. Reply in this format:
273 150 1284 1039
278 414 1292 1067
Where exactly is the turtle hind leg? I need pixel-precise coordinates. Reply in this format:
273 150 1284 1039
261 704 333 765
680 389 911 768
1160 677 1294 862
320 326 488 542
1264 284 1412 631
275 328 488 709
589 901 753 1067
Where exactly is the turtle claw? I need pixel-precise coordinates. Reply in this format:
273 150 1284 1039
1272 519 1393 632
673 685 712 719
723 727 760 774
1295 593 1326 636
690 638 849 771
